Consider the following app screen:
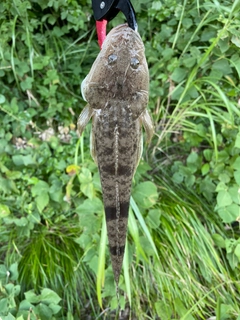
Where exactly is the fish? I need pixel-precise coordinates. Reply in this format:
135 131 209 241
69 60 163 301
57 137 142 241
77 24 153 284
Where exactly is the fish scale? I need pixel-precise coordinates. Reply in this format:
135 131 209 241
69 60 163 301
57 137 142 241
77 24 154 285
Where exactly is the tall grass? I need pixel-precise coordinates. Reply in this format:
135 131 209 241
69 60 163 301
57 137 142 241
1 0 240 319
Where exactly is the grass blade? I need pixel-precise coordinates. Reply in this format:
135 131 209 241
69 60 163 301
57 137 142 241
97 214 107 308
130 197 159 260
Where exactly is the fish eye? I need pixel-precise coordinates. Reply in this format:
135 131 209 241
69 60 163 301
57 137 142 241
108 54 117 64
130 57 139 69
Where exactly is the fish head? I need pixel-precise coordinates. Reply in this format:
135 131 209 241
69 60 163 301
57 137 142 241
82 24 149 117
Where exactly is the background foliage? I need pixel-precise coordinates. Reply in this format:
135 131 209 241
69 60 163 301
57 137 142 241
0 0 240 319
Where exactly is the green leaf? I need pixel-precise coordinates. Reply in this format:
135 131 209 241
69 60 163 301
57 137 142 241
76 202 102 234
172 172 184 184
36 192 49 213
201 163 210 176
79 168 92 183
228 185 240 204
146 209 161 229
0 264 7 279
4 283 15 295
79 168 94 199
203 149 213 161
36 303 53 320
218 204 240 223
234 170 240 185
18 299 34 310
12 155 36 166
132 181 158 209
220 304 235 319
6 171 22 180
75 234 92 250
33 56 50 70
234 244 240 260
232 156 240 169
2 313 16 320
212 234 226 248
185 174 195 188
39 288 61 305
76 197 103 215
171 67 188 83
175 297 195 320
13 217 28 227
231 35 240 48
212 59 231 75
216 190 232 208
48 303 62 314
44 69 59 85
218 38 229 53
234 132 240 148
20 77 34 91
0 94 6 104
0 204 11 218
31 180 50 196
24 291 39 304
9 263 19 281
0 298 8 315
155 301 172 320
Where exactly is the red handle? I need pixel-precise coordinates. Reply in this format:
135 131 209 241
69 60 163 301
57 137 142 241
96 19 107 49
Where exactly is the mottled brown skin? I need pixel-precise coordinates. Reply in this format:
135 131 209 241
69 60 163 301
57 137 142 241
78 24 153 284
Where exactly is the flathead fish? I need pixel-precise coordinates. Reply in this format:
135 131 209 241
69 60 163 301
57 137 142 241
78 24 153 284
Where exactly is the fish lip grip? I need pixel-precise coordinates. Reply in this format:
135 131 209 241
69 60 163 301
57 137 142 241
92 0 137 48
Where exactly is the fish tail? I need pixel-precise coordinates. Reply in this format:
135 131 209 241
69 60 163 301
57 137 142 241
105 201 129 284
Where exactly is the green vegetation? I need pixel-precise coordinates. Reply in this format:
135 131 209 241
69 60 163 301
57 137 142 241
0 0 240 318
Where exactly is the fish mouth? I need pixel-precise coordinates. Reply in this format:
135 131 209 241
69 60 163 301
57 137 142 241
102 24 143 49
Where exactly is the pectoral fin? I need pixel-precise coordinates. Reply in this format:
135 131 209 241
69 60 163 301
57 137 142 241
77 104 93 137
141 109 154 143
